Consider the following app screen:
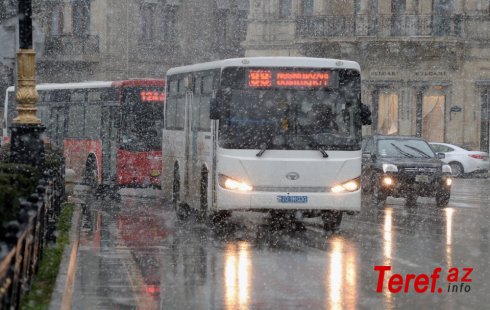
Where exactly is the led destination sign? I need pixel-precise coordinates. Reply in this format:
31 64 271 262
248 69 335 89
140 90 165 102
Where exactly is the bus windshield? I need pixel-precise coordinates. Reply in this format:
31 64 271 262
219 68 361 150
121 87 164 152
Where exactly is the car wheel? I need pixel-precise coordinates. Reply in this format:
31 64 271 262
436 190 450 207
322 211 342 232
449 162 464 177
371 183 386 207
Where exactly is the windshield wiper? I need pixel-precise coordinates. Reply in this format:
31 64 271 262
318 145 329 158
403 144 432 158
390 143 415 158
256 142 268 157
301 134 328 158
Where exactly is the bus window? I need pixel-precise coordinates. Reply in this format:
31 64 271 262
67 105 85 137
199 97 211 131
85 105 101 138
70 90 86 102
52 90 70 102
166 97 178 129
50 107 65 148
120 87 164 151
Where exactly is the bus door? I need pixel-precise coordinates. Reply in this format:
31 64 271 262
183 90 194 197
101 105 118 185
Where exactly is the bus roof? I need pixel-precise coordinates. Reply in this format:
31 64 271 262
166 57 361 76
5 79 165 92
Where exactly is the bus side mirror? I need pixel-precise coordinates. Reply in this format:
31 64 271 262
361 103 372 125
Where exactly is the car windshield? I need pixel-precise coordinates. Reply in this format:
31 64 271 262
377 139 435 158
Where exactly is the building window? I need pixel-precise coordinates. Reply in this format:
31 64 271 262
300 0 314 16
432 0 454 36
162 6 177 42
141 3 156 40
421 94 445 142
72 0 90 36
481 88 490 152
50 4 64 36
279 0 293 18
377 92 399 135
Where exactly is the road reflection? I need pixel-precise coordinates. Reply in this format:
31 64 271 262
445 208 454 269
382 208 393 309
72 178 489 309
224 242 251 310
326 236 358 310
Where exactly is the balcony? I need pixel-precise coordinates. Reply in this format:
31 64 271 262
296 14 474 39
43 34 100 62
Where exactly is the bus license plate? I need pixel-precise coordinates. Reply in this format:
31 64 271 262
415 175 429 183
277 195 308 203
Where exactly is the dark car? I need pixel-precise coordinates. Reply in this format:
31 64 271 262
361 135 453 207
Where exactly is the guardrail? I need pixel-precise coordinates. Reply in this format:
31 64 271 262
0 163 65 309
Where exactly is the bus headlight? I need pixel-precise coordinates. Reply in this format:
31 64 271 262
331 177 360 193
219 174 253 191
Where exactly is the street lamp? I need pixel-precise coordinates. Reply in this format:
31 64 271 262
9 0 45 168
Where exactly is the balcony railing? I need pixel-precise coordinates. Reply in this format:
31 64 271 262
296 14 469 38
43 34 100 61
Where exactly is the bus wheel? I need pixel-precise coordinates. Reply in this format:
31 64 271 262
83 157 98 190
322 211 342 232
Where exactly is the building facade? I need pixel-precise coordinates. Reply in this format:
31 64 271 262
244 0 490 151
34 0 249 84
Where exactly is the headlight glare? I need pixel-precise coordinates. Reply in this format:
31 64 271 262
446 178 453 186
331 178 360 193
382 176 394 186
219 174 253 191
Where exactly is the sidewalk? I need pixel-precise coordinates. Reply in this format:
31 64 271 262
49 197 83 310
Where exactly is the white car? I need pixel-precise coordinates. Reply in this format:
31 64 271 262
429 142 489 177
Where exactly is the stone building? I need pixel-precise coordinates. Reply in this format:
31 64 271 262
244 0 490 151
34 0 249 83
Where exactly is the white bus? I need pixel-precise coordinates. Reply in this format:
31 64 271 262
162 57 367 231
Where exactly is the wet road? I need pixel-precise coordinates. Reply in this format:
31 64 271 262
71 178 489 309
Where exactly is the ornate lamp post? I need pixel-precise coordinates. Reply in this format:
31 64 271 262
10 0 45 168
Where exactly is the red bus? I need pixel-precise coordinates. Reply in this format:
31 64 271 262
2 79 165 192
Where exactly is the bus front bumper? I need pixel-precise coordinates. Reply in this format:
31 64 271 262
215 187 361 212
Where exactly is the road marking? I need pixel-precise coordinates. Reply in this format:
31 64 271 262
60 210 81 310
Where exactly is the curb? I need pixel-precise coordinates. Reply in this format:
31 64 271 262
49 201 82 310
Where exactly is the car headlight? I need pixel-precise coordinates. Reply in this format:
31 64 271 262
382 163 398 173
382 176 394 186
442 164 452 174
331 177 360 193
218 174 253 191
